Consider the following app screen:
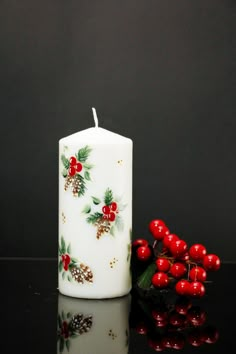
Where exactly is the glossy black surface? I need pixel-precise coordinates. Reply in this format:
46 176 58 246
3 261 235 353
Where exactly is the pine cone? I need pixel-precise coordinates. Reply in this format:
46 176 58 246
64 175 74 191
70 314 93 334
70 264 93 284
95 217 111 239
72 174 82 196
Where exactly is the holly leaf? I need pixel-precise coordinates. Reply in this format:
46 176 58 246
87 212 103 224
115 215 124 232
62 271 65 280
71 257 78 264
65 340 70 351
61 154 70 169
92 196 101 205
83 162 93 170
62 168 68 178
66 312 71 319
59 260 63 272
137 263 156 289
84 170 91 181
77 146 92 163
67 244 71 254
110 226 115 237
104 188 113 205
67 274 72 282
61 237 66 254
59 337 64 353
82 204 91 213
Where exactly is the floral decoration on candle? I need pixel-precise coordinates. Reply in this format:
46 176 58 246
58 310 93 352
59 236 93 283
61 145 93 197
83 188 126 239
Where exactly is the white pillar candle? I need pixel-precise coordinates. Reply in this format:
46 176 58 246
58 108 132 298
57 294 130 354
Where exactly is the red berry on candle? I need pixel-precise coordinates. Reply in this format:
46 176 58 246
189 281 205 297
108 212 116 222
170 239 187 258
110 202 117 211
163 234 179 249
75 162 83 173
189 244 207 262
132 239 149 248
136 246 152 261
189 266 207 282
175 279 190 296
152 272 169 288
69 156 77 166
102 205 110 214
156 257 170 272
170 262 187 279
203 254 221 271
61 254 65 262
69 166 76 176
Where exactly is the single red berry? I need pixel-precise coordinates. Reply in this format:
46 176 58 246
61 254 65 262
170 239 187 258
170 334 185 350
149 219 166 236
189 244 207 261
170 262 187 278
203 325 219 344
102 205 110 215
188 329 204 347
180 252 190 261
132 239 149 248
148 337 165 352
68 166 76 176
175 297 192 315
156 258 170 272
69 156 77 166
135 322 148 335
175 280 190 296
203 254 220 271
108 212 116 222
151 225 170 241
110 202 117 211
189 266 207 282
152 309 168 321
152 272 169 288
187 306 206 327
169 311 186 327
189 281 205 297
136 246 152 261
155 319 168 327
162 335 172 349
163 234 179 249
103 215 108 220
75 162 82 172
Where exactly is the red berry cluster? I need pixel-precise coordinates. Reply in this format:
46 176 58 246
68 156 83 176
133 219 221 297
61 254 71 271
102 202 118 222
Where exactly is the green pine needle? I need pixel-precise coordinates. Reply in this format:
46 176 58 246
104 188 113 205
77 145 92 163
87 212 103 224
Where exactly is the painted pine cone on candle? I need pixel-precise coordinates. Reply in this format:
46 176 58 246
70 264 93 284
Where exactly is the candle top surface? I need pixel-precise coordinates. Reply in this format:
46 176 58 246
59 127 132 145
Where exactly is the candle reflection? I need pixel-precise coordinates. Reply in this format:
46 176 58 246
57 294 130 354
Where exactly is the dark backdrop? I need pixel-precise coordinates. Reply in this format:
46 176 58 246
1 0 235 261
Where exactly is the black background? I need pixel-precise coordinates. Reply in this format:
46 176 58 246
1 0 235 260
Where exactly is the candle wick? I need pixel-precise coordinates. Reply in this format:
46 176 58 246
92 107 99 129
